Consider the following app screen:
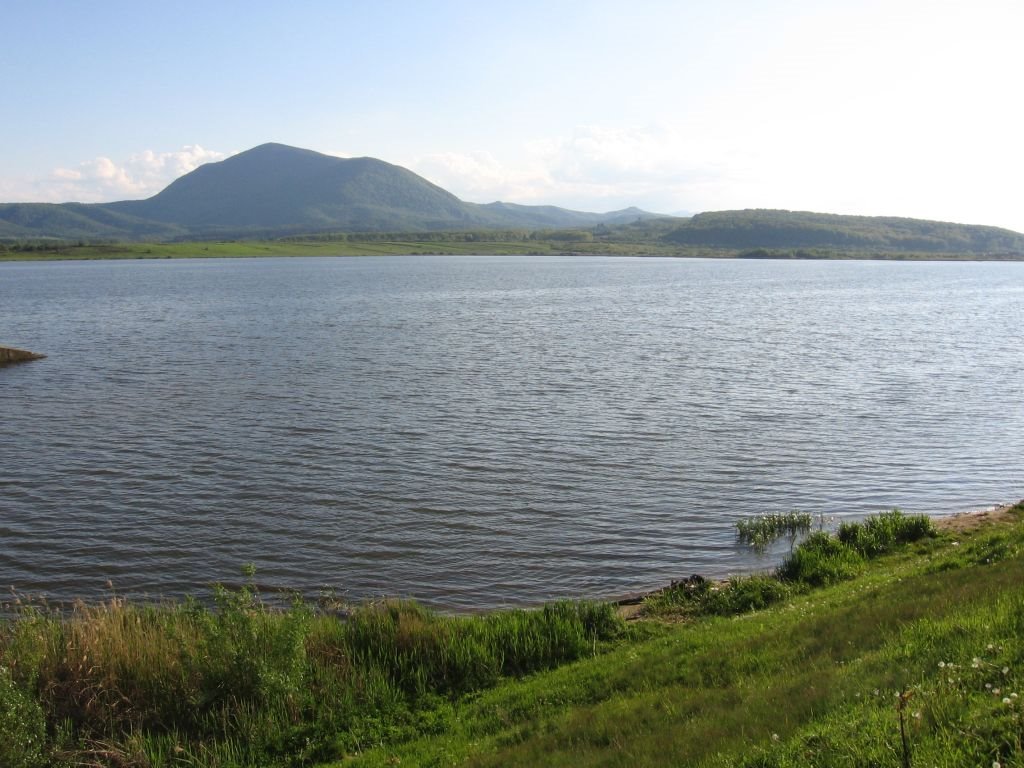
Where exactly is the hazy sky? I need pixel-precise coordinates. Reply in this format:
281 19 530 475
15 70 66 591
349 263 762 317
4 0 1023 231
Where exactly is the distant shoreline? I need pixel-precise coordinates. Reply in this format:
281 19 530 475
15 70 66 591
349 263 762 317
3 240 1024 263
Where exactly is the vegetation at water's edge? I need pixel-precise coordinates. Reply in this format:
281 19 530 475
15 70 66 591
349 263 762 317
4 234 1022 263
735 510 814 552
5 208 1024 262
1 504 1022 766
0 230 701 261
0 585 623 767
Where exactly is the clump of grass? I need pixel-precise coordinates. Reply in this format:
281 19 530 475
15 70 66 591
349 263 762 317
778 509 936 588
776 530 867 586
737 511 813 552
645 574 794 617
837 508 935 557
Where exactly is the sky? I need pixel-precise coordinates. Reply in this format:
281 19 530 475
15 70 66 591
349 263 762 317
3 0 1023 231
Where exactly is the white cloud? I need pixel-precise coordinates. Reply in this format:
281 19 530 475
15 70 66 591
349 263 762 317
52 168 83 181
410 125 737 214
7 145 231 204
413 150 554 203
407 113 1024 231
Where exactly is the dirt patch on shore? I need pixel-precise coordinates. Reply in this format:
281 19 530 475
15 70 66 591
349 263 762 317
932 503 1019 534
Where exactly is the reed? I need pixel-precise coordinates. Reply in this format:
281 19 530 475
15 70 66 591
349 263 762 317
736 511 813 552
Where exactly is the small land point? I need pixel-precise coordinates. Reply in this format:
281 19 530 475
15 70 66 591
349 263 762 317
0 345 46 365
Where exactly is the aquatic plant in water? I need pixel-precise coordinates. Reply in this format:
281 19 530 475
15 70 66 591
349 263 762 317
736 511 813 552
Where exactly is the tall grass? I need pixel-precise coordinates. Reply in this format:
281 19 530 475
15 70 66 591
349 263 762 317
0 575 624 766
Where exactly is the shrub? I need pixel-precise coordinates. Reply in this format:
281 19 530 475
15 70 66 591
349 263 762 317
777 532 865 587
193 582 312 712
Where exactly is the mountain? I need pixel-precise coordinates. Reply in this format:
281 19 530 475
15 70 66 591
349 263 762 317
0 143 664 241
3 146 1023 254
105 144 478 235
663 209 1024 254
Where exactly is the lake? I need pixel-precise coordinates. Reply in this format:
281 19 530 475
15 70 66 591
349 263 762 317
1 255 1022 610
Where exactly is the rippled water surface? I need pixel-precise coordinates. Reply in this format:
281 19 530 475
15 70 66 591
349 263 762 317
1 255 1022 609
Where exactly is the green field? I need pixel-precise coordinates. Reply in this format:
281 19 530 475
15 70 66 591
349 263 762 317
1 504 1021 766
5 237 1020 262
0 238 692 261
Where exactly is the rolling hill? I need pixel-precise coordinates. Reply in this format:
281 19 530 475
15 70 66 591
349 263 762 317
662 208 1024 255
0 143 662 241
2 144 1023 257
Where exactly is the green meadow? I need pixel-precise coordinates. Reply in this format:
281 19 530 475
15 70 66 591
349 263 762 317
0 235 691 261
1 504 1021 767
3 237 1016 262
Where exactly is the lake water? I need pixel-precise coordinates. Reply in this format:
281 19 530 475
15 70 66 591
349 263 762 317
1 255 1022 610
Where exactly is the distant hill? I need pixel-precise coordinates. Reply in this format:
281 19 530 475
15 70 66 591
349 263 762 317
0 143 664 241
662 209 1024 255
3 147 1023 255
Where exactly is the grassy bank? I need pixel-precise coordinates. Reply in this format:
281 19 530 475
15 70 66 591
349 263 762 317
4 238 1015 262
1 504 1022 766
0 238 696 261
345 505 1024 767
